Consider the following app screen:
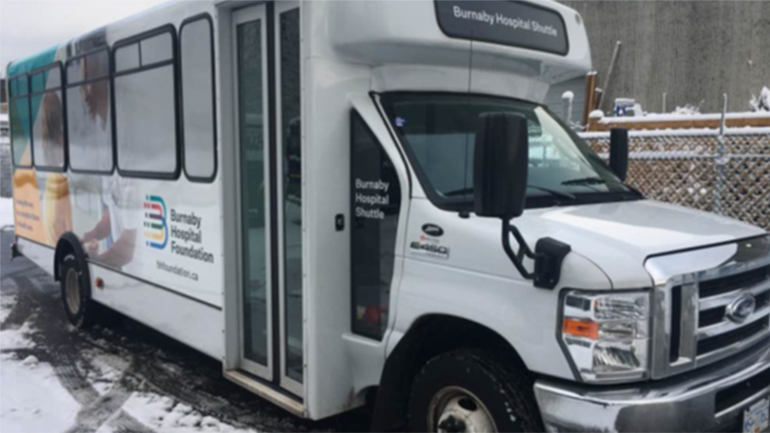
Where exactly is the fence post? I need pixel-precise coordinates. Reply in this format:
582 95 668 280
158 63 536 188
714 94 728 215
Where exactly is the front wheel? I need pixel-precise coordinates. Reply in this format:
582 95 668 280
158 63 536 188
408 349 542 432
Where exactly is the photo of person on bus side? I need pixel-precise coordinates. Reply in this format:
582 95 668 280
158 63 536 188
68 37 138 270
40 91 73 245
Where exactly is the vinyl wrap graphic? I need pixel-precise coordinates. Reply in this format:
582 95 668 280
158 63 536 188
144 195 168 250
8 32 224 307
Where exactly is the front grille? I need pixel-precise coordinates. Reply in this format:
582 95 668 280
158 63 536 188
661 256 770 378
699 265 770 298
695 264 770 361
697 319 768 355
699 306 726 328
715 366 770 414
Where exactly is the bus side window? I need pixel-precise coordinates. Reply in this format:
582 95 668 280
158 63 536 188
113 27 178 178
180 16 216 181
66 49 114 173
31 64 66 171
350 111 402 340
9 74 33 168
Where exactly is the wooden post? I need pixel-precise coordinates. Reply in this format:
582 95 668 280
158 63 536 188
582 71 598 127
598 40 622 111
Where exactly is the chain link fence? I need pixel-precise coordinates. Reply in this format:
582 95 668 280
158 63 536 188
581 128 770 230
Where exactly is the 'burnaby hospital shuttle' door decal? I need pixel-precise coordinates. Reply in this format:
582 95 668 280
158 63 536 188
350 113 401 340
435 0 568 55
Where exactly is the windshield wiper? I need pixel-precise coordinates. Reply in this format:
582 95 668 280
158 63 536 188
561 176 607 186
527 185 576 201
443 185 576 201
443 187 474 197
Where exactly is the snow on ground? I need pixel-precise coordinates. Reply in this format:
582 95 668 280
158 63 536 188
1 353 81 433
0 321 36 350
0 285 256 433
0 292 16 323
0 197 13 229
0 299 80 433
84 353 126 396
111 392 254 433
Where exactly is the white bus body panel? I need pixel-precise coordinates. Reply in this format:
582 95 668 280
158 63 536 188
10 0 605 421
90 264 224 358
15 238 223 359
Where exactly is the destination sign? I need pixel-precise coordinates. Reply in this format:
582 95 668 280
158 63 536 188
435 1 569 55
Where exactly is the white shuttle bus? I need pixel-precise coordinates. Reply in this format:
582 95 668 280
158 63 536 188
7 0 770 431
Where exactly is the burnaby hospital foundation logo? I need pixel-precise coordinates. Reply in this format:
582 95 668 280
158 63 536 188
144 195 168 250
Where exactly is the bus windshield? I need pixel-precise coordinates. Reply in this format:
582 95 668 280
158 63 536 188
379 93 639 211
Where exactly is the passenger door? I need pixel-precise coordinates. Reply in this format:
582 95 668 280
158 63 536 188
231 1 303 396
232 3 272 381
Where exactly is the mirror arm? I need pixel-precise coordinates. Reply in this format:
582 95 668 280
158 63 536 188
508 220 536 260
501 218 572 289
501 218 535 280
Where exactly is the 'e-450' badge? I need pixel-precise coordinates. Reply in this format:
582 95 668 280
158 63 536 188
410 238 450 260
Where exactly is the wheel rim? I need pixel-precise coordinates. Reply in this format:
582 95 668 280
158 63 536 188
428 386 497 433
65 268 81 314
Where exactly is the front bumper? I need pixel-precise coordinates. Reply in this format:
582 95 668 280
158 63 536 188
534 339 770 432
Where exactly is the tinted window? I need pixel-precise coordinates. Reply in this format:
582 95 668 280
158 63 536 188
16 75 29 96
31 73 45 93
114 29 178 177
180 18 216 180
67 50 109 83
67 51 113 172
31 67 66 170
114 43 140 73
9 87 32 167
115 65 177 174
350 112 401 340
141 32 173 65
279 7 303 383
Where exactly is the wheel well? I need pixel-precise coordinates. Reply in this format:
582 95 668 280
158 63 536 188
370 314 525 431
54 232 82 281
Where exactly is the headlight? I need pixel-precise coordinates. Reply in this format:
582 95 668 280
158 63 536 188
560 290 650 383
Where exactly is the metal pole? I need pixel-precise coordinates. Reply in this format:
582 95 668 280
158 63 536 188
562 91 574 126
714 94 728 215
662 93 667 113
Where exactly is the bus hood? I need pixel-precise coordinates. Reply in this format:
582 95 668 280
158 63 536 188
518 199 766 288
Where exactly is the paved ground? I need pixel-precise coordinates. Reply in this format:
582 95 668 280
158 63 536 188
0 229 370 432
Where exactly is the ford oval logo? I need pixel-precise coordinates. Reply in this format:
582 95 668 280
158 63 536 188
422 223 444 237
725 295 756 323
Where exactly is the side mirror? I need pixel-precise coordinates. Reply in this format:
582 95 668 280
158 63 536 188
609 127 629 182
473 113 529 219
473 112 572 290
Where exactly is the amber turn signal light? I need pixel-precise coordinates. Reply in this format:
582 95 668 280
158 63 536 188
562 318 598 340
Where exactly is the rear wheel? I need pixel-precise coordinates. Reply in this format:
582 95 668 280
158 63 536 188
408 349 542 432
60 253 95 328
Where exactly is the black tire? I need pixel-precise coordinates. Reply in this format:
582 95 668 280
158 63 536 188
408 349 543 432
60 253 96 328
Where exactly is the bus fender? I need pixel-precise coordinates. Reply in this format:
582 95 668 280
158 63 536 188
54 232 89 284
370 328 418 432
